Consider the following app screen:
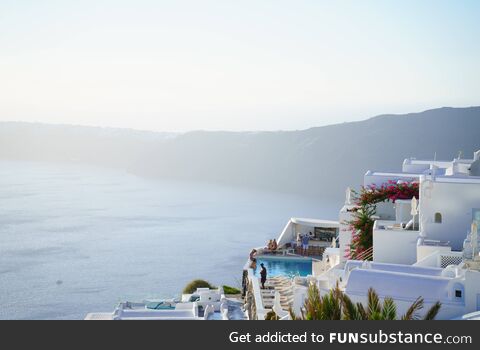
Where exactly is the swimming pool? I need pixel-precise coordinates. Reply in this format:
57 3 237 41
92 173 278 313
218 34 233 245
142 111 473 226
254 256 312 278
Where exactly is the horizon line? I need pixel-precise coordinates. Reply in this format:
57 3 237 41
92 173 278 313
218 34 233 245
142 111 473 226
1 104 478 135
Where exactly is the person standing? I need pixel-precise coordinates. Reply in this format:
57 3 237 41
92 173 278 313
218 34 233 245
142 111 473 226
302 234 310 256
260 263 267 289
271 239 278 251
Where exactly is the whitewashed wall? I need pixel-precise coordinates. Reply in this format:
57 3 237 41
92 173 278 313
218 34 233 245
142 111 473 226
364 172 419 188
420 179 480 251
373 226 419 264
339 205 355 262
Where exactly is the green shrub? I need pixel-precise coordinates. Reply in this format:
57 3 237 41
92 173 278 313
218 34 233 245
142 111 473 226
182 279 215 294
222 285 241 295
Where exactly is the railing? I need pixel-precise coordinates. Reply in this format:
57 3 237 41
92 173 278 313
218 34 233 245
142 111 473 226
422 239 451 247
244 268 269 320
414 250 463 268
354 246 373 261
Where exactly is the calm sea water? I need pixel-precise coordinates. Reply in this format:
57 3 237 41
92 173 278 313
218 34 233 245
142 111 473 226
0 161 338 319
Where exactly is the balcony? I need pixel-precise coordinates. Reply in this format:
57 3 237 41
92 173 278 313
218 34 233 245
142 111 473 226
372 220 420 265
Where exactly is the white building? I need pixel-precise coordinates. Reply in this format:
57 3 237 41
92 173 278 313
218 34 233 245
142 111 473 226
85 287 237 320
320 150 480 319
246 150 480 320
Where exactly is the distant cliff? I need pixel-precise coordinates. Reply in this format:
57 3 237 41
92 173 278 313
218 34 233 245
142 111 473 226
1 106 479 202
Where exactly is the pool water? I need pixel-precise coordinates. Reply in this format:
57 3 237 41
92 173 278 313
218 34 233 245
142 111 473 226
254 256 312 278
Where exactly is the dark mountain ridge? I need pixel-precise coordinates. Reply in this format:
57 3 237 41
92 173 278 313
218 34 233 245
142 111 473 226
1 106 479 203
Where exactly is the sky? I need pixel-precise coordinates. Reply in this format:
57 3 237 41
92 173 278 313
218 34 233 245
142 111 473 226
0 0 479 132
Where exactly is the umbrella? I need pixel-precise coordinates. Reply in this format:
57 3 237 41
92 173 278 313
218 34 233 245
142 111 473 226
410 197 418 230
472 222 478 258
345 187 352 205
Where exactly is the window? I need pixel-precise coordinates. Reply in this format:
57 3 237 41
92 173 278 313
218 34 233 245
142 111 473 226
434 212 442 223
453 283 464 300
314 227 337 242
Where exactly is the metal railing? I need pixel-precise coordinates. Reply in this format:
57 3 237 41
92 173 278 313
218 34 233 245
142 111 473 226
354 246 373 261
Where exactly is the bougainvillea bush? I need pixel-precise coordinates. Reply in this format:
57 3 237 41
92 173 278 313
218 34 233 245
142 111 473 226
346 181 419 260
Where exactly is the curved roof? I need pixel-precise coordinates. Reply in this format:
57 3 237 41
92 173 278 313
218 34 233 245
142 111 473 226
344 260 443 276
345 269 451 302
291 217 339 227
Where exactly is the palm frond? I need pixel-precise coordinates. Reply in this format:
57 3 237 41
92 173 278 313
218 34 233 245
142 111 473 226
423 301 442 320
303 283 323 320
367 288 381 317
321 292 341 320
341 294 361 320
356 302 369 320
381 297 397 320
401 296 424 320
294 285 440 321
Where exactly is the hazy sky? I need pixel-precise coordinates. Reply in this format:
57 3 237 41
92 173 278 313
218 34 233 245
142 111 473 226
1 0 479 132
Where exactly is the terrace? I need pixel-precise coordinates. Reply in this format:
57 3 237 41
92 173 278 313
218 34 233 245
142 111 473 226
373 219 420 264
274 217 339 258
242 217 341 319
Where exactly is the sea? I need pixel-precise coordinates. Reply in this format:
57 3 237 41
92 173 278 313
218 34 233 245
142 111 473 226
0 161 338 319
